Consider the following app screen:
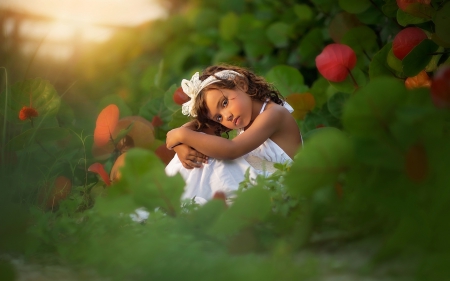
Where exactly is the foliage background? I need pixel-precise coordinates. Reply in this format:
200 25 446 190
1 0 450 280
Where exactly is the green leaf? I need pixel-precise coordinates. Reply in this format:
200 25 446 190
424 47 444 72
219 12 239 40
396 8 429 26
218 0 245 13
193 8 219 31
387 47 404 73
355 4 385 24
163 84 180 113
140 65 162 93
402 39 439 77
391 101 445 147
341 26 379 62
297 28 324 68
0 78 61 124
434 1 450 46
243 29 273 58
209 186 272 236
342 77 408 138
168 109 190 130
285 128 353 198
6 127 70 151
310 77 329 108
189 199 227 230
369 42 399 79
302 126 341 142
266 22 292 48
404 3 436 19
139 96 173 132
265 65 307 97
98 148 185 217
339 0 371 14
382 0 399 17
327 92 350 119
302 110 325 134
294 4 314 22
329 67 367 94
98 95 132 118
213 40 241 63
353 137 404 169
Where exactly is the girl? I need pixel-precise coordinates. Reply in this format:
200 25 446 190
165 64 302 203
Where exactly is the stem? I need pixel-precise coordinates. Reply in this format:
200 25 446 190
155 179 177 217
347 68 359 89
1 67 7 172
430 51 450 55
362 49 372 61
36 139 55 159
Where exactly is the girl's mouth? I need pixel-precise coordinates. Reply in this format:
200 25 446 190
234 117 239 126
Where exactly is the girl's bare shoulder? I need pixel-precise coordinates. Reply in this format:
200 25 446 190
264 102 293 116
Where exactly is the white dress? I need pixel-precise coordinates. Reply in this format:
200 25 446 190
165 101 301 203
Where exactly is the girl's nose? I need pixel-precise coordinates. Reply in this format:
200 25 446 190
226 113 233 122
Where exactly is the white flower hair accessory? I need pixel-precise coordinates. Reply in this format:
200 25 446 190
181 70 243 117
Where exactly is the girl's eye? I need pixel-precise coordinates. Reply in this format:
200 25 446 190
216 115 222 122
222 99 228 107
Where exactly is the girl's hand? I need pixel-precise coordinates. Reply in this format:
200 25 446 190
166 128 184 149
173 144 208 169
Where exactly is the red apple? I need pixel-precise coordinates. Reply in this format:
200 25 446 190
392 27 427 60
396 0 431 11
430 65 450 109
173 86 190 105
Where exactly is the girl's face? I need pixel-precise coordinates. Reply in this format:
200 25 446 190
203 88 253 130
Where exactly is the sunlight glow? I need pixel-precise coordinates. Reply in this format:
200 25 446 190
0 0 166 60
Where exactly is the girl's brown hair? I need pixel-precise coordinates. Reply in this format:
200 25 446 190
191 64 285 136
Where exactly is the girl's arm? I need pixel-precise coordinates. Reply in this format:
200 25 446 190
173 144 208 168
172 121 212 168
166 106 284 160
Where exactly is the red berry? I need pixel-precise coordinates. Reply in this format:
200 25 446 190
392 27 427 60
315 44 357 82
212 191 228 207
18 106 38 120
173 86 190 105
430 65 450 109
151 115 163 127
212 191 227 201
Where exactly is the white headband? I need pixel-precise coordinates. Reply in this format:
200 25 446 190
181 70 243 117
